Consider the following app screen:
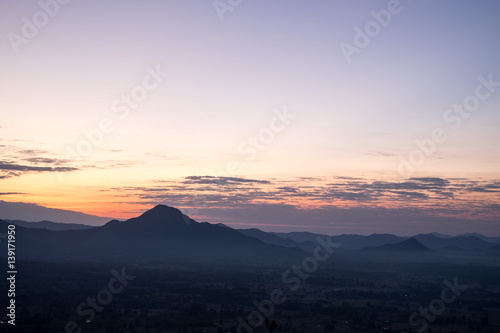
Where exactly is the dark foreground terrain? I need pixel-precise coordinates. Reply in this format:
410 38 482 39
1 256 499 333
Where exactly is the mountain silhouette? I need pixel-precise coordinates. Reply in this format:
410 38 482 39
362 238 433 253
0 200 110 225
414 234 492 251
274 232 405 250
238 228 317 252
5 219 93 231
2 205 497 265
0 205 304 264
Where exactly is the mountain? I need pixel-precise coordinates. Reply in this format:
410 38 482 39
328 234 405 250
5 219 93 231
487 244 500 255
238 228 317 252
440 246 465 252
0 200 111 226
272 231 497 252
458 233 500 244
430 232 453 238
414 234 494 251
274 232 405 250
363 238 433 253
0 205 304 264
272 231 329 243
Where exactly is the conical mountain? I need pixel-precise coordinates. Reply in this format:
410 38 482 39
1 205 304 264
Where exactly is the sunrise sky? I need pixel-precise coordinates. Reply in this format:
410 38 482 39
1 0 499 235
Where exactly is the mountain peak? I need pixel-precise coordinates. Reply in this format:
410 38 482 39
385 238 432 252
138 205 185 222
147 204 178 213
402 237 427 247
363 237 433 253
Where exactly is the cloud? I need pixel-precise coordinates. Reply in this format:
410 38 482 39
191 203 499 236
0 142 153 179
366 151 397 157
116 175 497 207
106 175 499 229
24 157 62 164
0 143 83 179
0 161 76 172
466 182 500 193
410 177 448 184
0 161 78 178
489 204 500 211
390 191 429 199
19 149 50 156
277 186 299 193
183 176 271 185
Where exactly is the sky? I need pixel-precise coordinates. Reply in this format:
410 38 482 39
0 0 499 235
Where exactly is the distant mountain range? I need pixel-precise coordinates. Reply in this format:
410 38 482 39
5 219 93 231
1 204 498 265
0 200 110 225
0 205 304 264
238 228 317 252
413 234 494 251
362 238 433 253
272 231 499 251
458 232 500 244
